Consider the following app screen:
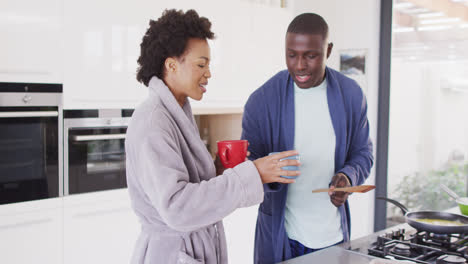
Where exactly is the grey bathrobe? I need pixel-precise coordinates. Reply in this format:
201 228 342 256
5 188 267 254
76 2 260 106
126 77 264 264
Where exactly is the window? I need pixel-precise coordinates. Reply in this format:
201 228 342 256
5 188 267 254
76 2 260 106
385 0 468 227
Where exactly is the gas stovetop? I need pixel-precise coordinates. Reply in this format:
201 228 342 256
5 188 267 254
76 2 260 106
367 228 468 263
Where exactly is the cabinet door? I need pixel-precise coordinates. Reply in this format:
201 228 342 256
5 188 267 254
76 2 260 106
63 190 139 264
223 205 259 264
62 0 149 109
0 0 63 83
0 201 63 264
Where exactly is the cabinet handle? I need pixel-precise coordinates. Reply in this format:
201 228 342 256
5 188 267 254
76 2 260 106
0 218 53 230
0 111 58 118
71 134 126 141
72 207 129 218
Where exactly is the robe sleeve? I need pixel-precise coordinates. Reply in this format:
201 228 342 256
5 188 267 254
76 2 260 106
337 91 374 186
136 121 264 233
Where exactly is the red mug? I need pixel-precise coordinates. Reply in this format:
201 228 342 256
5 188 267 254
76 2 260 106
217 140 248 168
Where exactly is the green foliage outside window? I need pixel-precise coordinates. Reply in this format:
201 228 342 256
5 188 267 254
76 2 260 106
391 162 468 215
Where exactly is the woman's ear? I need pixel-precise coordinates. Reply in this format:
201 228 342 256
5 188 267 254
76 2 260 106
164 57 177 73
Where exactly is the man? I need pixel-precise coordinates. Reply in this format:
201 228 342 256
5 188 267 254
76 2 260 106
241 13 374 263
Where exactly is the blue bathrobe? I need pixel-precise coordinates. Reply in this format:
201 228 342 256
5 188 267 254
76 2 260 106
241 67 374 264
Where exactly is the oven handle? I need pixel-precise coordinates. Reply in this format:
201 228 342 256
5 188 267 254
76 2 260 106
71 133 126 141
0 111 59 118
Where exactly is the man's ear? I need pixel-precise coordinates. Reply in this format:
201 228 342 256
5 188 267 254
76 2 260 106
326 42 333 59
164 57 177 73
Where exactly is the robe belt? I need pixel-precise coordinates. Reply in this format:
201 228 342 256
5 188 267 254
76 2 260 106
141 223 216 237
142 222 222 263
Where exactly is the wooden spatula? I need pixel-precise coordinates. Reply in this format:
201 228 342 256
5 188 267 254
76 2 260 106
312 185 376 193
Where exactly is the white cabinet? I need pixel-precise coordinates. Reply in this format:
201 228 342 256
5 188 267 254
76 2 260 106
0 199 63 264
61 0 149 109
223 205 259 264
1 0 293 107
63 189 139 264
0 187 257 264
0 190 140 264
60 0 292 109
0 0 63 83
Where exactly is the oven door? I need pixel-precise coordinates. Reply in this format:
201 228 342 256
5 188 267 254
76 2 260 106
0 107 59 205
66 127 127 195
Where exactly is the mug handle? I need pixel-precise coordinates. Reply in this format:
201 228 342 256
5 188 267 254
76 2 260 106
220 147 230 166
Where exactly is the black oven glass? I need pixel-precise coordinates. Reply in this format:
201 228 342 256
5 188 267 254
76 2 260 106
68 127 127 194
0 107 59 205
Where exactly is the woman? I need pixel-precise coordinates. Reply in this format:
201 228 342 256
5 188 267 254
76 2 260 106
126 9 300 264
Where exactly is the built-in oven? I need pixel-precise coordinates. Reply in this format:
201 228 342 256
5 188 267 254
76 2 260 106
0 82 63 205
64 109 132 195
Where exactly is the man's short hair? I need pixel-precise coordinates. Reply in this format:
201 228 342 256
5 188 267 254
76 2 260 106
287 13 329 40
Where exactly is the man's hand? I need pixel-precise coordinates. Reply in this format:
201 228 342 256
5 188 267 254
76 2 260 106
328 173 351 207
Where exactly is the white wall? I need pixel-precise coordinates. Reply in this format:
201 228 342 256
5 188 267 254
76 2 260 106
292 0 381 239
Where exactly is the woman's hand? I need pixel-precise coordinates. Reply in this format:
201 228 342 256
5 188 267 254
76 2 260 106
253 150 300 184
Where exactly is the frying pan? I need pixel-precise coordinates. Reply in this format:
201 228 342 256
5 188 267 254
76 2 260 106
377 197 468 234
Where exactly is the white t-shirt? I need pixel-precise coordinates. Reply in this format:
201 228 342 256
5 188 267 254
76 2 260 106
284 79 343 249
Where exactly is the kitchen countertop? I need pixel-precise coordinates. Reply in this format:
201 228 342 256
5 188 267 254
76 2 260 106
64 100 244 115
190 99 244 115
278 246 377 264
0 188 130 215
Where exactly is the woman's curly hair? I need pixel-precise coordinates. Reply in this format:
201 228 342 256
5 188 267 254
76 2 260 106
136 9 215 86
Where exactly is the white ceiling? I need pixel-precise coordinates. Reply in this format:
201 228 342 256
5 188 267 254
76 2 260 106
392 0 468 61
